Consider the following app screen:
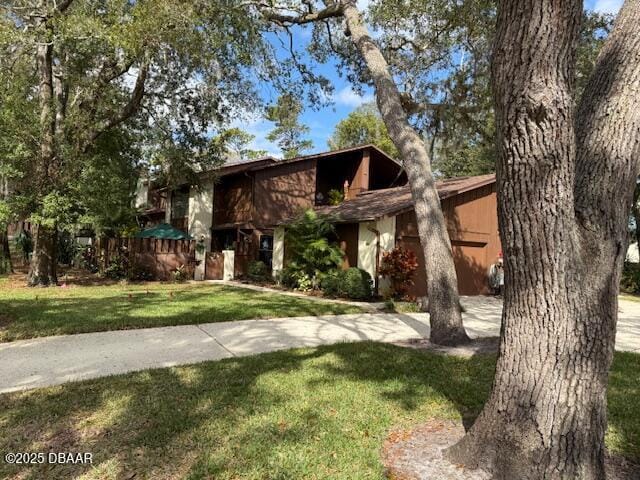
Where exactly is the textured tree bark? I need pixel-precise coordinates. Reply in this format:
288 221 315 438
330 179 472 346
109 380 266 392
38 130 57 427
27 225 58 286
29 9 59 287
0 228 12 274
446 0 640 478
341 1 468 345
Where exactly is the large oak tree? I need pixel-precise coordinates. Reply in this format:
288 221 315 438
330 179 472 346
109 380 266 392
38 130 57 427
260 0 470 345
1 0 274 286
444 0 640 478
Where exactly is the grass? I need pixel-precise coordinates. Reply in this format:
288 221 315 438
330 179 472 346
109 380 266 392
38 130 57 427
0 343 638 480
0 282 364 342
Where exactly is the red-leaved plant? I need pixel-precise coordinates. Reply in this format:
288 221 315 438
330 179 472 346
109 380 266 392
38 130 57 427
379 246 419 299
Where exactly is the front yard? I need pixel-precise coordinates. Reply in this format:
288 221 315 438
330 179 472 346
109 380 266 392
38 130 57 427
0 343 638 480
0 279 364 342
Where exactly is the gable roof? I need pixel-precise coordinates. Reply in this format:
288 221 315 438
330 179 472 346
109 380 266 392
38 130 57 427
245 143 402 173
308 173 496 224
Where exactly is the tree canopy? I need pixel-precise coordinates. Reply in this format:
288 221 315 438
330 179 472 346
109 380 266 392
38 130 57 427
265 93 313 159
328 103 398 158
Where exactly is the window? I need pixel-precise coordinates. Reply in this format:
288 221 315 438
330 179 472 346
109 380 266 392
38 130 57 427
258 234 274 267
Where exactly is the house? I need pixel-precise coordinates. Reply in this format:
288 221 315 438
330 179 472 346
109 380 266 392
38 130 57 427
139 145 406 280
274 173 501 297
139 145 500 295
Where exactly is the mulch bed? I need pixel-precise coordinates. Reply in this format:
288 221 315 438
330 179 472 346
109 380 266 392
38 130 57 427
382 419 640 480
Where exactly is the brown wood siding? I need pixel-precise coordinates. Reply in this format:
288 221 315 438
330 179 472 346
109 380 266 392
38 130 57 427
335 223 359 268
395 183 500 296
213 174 253 226
253 159 317 226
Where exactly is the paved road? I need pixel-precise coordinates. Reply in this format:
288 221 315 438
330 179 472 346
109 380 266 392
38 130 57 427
1 296 638 394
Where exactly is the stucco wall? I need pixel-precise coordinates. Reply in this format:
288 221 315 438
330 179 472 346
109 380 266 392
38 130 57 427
376 215 396 296
357 222 377 279
188 181 214 280
272 226 285 278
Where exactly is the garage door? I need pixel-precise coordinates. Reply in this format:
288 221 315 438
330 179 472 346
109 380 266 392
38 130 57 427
451 240 489 295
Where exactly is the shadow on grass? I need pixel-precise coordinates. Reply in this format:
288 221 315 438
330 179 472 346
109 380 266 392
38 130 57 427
0 344 637 479
0 285 363 341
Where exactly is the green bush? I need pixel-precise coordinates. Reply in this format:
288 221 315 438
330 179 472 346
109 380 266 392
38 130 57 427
320 270 342 297
621 262 640 294
341 267 373 300
278 265 314 291
103 251 129 279
320 267 372 300
247 260 269 282
278 265 298 289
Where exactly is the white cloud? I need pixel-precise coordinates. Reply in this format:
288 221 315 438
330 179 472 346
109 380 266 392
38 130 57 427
592 0 623 13
333 87 374 108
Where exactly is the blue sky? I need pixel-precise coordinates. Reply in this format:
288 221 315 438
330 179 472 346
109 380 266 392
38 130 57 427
237 0 624 158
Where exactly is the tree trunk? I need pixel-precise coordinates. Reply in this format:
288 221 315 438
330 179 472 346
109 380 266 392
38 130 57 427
28 224 57 286
28 8 59 286
341 1 468 345
446 1 640 478
0 227 12 274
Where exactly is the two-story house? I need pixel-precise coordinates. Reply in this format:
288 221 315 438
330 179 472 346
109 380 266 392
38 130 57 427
139 144 501 296
140 145 407 281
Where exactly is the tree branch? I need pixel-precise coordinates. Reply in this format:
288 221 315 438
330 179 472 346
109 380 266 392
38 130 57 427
574 0 640 236
84 54 150 149
259 2 343 25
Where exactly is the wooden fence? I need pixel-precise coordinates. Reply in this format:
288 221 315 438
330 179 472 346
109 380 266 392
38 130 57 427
97 237 196 281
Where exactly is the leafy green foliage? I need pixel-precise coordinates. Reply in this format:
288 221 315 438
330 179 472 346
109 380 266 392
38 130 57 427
247 260 269 282
328 103 398 158
327 189 345 206
283 210 343 288
265 94 313 159
621 262 640 294
321 267 373 300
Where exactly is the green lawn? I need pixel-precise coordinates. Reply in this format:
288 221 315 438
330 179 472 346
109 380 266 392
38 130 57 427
0 283 364 342
0 343 638 480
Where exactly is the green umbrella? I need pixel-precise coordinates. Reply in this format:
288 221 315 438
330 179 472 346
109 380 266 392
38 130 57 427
135 223 192 240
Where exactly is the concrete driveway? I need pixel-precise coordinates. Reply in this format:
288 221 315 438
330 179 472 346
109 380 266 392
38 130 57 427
1 296 638 394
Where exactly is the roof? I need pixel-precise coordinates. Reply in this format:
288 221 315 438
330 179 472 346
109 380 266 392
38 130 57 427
305 174 496 224
135 223 192 240
244 144 402 173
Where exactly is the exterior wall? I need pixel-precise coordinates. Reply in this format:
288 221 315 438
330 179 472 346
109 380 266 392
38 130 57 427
134 179 148 208
188 180 214 280
223 250 235 280
376 215 396 295
213 174 253 226
253 159 317 226
357 222 377 280
349 149 370 198
356 216 396 293
272 226 285 278
335 223 359 268
164 194 171 223
395 183 500 296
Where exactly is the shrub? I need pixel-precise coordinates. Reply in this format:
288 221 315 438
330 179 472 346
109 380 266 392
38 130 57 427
171 264 190 283
278 265 299 289
621 262 640 294
247 260 269 282
103 253 129 279
340 267 373 300
327 189 344 205
78 246 99 273
379 246 419 299
282 210 343 288
128 263 155 281
320 270 342 297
